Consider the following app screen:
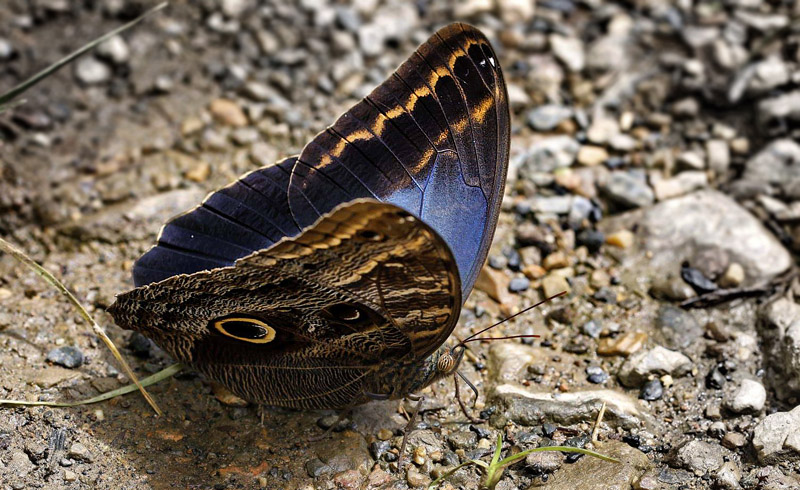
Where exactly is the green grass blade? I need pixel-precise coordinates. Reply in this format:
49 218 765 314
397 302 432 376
0 2 167 109
427 460 479 490
496 445 621 468
0 363 183 408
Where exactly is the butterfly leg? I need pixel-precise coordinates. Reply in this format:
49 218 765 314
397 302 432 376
396 394 423 469
454 372 486 424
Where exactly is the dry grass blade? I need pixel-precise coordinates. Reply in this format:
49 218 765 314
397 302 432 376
0 364 183 408
0 2 168 112
0 237 163 415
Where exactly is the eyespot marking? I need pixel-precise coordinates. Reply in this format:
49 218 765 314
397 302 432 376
212 317 276 344
356 229 383 241
325 303 362 322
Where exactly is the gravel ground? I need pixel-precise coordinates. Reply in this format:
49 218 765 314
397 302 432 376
1 1 800 489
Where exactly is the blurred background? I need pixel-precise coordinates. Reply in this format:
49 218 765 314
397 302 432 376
0 1 799 489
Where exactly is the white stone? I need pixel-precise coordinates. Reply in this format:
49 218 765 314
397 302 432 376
617 346 693 387
74 57 111 85
726 379 766 414
96 35 129 64
549 35 585 72
752 405 800 464
641 190 791 285
652 171 708 201
498 0 535 22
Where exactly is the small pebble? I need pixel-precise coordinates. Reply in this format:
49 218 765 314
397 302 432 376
577 145 609 166
706 367 726 389
708 421 727 438
68 443 93 462
721 432 747 449
185 161 212 183
586 365 609 384
543 251 568 270
525 450 564 473
406 466 431 487
509 276 530 293
725 379 766 414
527 104 572 131
605 230 635 248
475 267 513 305
128 332 153 358
377 428 393 441
542 274 571 298
719 263 745 288
681 265 718 294
597 331 647 356
640 378 664 401
504 247 522 271
46 346 84 369
210 98 248 126
488 255 507 270
412 446 426 465
369 440 391 460
75 57 111 84
64 470 78 482
0 37 15 60
523 264 546 280
577 230 604 253
582 320 602 338
212 383 249 407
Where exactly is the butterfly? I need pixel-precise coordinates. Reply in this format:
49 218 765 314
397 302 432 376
108 23 510 412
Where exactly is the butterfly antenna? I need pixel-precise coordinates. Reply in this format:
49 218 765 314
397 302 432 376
456 291 567 347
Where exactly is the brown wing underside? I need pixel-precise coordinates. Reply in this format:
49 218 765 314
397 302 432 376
109 200 461 409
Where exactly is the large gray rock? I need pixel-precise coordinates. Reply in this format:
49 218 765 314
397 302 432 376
641 190 791 286
742 139 800 198
758 297 800 401
537 441 650 490
759 91 800 129
602 171 655 209
492 383 645 430
752 405 800 464
673 440 728 474
617 346 693 388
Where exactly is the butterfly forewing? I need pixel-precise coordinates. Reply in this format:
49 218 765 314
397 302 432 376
109 200 461 409
132 23 509 302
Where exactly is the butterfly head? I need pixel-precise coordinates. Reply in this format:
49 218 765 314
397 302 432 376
435 343 466 376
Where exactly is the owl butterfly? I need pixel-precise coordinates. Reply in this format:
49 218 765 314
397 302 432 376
110 24 514 426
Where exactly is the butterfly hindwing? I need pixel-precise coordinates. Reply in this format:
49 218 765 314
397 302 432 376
109 200 461 409
131 23 509 301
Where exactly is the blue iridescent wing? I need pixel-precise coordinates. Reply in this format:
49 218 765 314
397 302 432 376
133 23 510 300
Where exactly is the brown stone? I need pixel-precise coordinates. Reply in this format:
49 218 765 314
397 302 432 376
543 251 569 270
210 98 248 127
597 331 648 356
211 382 249 407
542 274 571 298
184 161 212 183
475 266 513 306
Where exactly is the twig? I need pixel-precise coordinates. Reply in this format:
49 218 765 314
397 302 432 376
592 401 607 443
0 2 168 111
